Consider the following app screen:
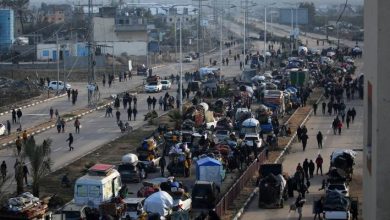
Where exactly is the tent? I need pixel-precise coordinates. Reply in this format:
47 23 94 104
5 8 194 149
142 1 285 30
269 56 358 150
144 191 174 217
196 157 224 186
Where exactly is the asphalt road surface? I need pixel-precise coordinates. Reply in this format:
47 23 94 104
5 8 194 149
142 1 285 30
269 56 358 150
0 45 242 192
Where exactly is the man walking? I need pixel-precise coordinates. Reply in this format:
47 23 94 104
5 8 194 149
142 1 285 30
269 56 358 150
74 117 80 134
159 156 166 177
133 107 138 121
66 133 74 151
12 109 16 124
127 108 132 121
116 110 121 123
6 120 11 135
1 161 7 181
308 160 315 178
302 159 309 180
22 163 29 185
301 133 309 151
16 109 22 124
147 96 152 110
50 107 54 119
15 136 22 155
316 131 323 149
313 103 318 115
315 154 323 175
152 97 157 110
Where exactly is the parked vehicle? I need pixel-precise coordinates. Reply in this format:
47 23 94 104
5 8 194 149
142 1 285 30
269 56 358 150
137 66 149 75
48 81 71 90
121 198 145 220
0 123 5 136
258 164 288 208
326 183 349 197
161 80 172 90
144 81 163 93
191 181 220 209
323 191 351 220
244 133 263 149
183 56 193 63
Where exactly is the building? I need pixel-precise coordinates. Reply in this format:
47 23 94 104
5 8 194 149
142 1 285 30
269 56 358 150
364 0 390 219
36 42 88 61
40 4 72 24
93 15 148 57
0 9 14 53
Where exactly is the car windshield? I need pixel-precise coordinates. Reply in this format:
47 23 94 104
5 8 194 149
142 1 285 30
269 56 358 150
245 136 258 142
161 81 167 84
126 204 138 212
216 131 228 135
149 82 157 86
193 186 210 198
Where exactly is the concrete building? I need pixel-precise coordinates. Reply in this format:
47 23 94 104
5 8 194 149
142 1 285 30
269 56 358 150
0 9 14 53
36 42 88 61
93 16 148 57
40 4 72 24
363 0 390 219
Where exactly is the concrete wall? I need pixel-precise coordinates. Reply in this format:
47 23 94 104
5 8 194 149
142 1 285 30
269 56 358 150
96 41 147 57
363 0 390 219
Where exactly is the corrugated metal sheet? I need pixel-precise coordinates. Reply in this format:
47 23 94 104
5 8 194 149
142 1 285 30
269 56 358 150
0 9 14 53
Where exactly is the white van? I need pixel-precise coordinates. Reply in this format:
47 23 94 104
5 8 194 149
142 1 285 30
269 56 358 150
74 164 122 208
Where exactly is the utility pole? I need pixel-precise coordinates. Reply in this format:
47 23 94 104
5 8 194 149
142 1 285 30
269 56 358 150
243 0 247 65
56 33 60 92
179 19 183 115
219 0 223 81
264 6 267 70
87 0 96 106
198 0 201 68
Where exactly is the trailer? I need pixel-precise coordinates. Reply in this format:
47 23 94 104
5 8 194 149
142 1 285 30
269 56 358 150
258 164 288 208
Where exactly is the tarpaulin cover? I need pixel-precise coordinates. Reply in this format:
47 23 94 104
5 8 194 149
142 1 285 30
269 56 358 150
259 174 284 204
144 191 174 217
323 191 350 211
331 149 356 171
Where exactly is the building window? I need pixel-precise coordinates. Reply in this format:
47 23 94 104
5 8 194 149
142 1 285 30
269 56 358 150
42 50 49 57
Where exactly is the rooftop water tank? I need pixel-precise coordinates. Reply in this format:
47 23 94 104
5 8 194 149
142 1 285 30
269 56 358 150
0 9 14 53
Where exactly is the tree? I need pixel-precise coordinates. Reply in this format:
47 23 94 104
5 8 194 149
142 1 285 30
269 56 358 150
24 138 52 197
168 110 183 130
299 2 315 27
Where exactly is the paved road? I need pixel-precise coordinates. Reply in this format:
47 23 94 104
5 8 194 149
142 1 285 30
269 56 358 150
241 88 363 220
0 46 242 192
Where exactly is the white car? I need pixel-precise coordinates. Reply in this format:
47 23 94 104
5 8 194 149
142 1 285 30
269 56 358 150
244 134 263 149
48 81 71 90
183 56 192 63
326 183 349 197
0 123 5 136
215 130 230 142
144 81 163 93
161 80 172 90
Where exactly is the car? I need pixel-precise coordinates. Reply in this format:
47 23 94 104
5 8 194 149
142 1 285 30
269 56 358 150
183 56 192 63
0 123 5 136
121 198 145 220
326 183 349 197
144 81 163 93
191 181 220 209
244 134 263 149
214 130 230 142
160 80 172 90
48 81 71 90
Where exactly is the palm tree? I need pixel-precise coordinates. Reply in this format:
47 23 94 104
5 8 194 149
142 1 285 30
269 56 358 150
24 138 52 197
168 110 183 130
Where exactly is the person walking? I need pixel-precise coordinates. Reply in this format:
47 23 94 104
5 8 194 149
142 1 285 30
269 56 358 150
322 101 326 115
351 107 356 122
56 117 62 133
6 120 11 135
60 118 66 133
296 126 303 142
67 89 71 101
159 156 166 177
346 115 351 129
147 96 152 110
302 158 309 180
337 120 343 135
313 103 318 115
315 154 323 175
11 109 17 124
74 117 80 134
133 107 138 121
49 107 54 119
66 133 74 151
152 97 157 110
55 109 59 118
133 96 137 107
116 110 121 123
295 193 304 220
16 109 22 124
22 130 28 143
15 136 22 155
301 133 308 151
127 108 132 121
159 96 163 110
1 161 7 181
316 131 323 149
308 160 315 178
22 163 29 185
